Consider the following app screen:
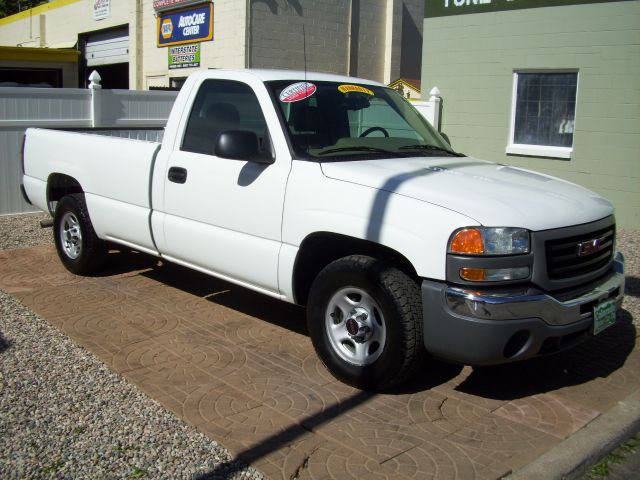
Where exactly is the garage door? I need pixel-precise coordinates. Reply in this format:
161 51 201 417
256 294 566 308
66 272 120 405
85 28 129 67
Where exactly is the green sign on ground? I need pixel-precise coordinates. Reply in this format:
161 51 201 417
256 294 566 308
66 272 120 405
168 43 200 69
425 0 634 18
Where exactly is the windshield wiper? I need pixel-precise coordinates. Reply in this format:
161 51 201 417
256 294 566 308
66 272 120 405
317 146 407 158
399 144 465 157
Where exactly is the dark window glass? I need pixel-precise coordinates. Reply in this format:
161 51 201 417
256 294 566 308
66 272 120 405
0 68 62 88
182 79 270 155
513 72 577 148
265 80 454 160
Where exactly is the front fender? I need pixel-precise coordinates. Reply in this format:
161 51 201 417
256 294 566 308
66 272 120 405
281 161 477 281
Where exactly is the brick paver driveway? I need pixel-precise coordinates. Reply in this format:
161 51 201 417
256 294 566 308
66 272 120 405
1 245 638 479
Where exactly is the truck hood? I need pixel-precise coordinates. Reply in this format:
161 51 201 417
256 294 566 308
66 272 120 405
320 157 614 231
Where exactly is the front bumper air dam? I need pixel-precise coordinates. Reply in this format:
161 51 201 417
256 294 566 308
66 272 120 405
421 252 625 365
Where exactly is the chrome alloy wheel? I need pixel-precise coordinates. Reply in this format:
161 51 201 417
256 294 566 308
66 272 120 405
325 287 387 366
59 212 83 260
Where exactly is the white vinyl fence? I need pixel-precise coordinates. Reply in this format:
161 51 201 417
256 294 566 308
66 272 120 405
0 74 177 215
412 87 442 132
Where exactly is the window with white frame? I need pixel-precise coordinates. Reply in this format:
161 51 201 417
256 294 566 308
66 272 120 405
507 71 578 159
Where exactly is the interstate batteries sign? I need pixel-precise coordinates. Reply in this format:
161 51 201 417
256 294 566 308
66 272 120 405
157 3 213 47
168 44 200 69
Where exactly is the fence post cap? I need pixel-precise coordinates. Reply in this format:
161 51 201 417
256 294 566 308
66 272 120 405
429 86 441 99
88 70 102 90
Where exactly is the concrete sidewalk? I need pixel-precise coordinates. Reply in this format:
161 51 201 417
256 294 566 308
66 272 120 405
1 245 638 479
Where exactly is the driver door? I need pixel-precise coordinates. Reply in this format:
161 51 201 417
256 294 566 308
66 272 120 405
158 79 289 294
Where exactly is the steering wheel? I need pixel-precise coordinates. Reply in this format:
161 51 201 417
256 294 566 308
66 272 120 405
359 126 389 138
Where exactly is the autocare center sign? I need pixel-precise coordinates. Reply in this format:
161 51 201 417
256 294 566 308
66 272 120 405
156 1 213 47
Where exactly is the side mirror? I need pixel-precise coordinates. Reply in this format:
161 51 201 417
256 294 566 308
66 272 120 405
214 130 274 164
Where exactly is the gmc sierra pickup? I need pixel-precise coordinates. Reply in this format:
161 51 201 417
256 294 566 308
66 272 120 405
21 69 625 389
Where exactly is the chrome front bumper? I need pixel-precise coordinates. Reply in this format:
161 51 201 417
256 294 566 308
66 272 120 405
421 252 625 365
445 252 625 326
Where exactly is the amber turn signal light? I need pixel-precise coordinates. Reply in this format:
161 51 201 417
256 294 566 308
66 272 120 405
459 267 487 281
449 228 484 255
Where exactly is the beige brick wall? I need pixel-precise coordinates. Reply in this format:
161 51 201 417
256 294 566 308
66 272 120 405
0 0 246 89
142 0 246 88
0 0 423 89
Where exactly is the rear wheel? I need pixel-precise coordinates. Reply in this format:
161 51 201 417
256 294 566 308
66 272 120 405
54 194 107 275
307 255 424 390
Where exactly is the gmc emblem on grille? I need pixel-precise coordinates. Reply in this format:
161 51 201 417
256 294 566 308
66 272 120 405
577 236 608 257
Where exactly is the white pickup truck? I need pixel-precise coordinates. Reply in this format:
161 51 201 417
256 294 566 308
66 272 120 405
21 69 625 389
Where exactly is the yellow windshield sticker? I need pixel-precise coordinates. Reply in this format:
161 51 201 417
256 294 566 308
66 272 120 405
338 84 374 96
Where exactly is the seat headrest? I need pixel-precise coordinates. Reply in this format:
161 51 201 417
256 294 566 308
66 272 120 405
205 103 240 129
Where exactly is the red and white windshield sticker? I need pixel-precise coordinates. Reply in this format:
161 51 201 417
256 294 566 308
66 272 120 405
279 82 317 103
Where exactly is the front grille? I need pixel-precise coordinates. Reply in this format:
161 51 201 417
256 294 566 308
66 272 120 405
545 225 615 280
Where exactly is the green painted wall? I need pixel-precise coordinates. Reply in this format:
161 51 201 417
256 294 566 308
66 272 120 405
422 1 640 228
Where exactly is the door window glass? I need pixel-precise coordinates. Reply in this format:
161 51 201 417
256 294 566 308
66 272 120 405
182 79 270 155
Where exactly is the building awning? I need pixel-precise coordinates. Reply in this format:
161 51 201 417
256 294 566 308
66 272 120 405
48 41 78 49
0 46 80 63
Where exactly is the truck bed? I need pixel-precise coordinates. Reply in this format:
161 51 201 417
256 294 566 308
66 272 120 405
23 128 161 254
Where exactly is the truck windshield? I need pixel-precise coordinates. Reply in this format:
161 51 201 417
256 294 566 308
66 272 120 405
266 80 462 160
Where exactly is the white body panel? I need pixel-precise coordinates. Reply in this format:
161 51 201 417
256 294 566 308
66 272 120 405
151 70 294 294
320 158 613 231
23 128 160 253
280 161 476 281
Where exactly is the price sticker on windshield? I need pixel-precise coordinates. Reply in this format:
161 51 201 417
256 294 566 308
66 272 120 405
279 82 316 103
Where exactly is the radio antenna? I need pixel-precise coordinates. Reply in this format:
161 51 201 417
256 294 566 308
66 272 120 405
302 24 307 82
302 23 309 152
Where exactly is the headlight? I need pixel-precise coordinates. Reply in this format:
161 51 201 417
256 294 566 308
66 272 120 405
449 227 530 256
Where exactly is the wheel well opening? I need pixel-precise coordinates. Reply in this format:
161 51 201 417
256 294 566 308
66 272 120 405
47 174 83 214
293 232 418 306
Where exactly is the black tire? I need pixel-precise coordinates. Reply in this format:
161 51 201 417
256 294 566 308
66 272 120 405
307 255 424 390
54 193 107 275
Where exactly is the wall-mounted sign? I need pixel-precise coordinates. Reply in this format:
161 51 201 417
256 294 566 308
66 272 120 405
157 3 213 47
168 43 200 69
425 0 631 18
93 0 110 21
153 0 207 13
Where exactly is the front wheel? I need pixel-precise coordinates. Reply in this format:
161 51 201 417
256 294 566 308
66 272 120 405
54 193 107 275
307 255 424 390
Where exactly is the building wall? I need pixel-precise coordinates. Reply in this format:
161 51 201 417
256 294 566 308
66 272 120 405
422 1 640 227
248 0 423 84
0 1 132 51
248 0 350 76
0 0 247 89
0 0 425 89
0 0 137 85
142 0 246 88
352 0 387 82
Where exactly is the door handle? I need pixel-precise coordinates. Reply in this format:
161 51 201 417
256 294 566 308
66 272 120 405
168 166 187 184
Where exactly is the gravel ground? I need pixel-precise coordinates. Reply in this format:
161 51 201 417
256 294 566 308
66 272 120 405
0 213 638 479
0 212 263 479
